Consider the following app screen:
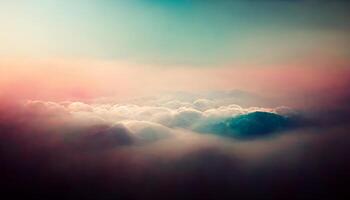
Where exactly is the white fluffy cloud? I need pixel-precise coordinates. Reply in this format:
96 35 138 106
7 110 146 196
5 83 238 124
24 98 293 141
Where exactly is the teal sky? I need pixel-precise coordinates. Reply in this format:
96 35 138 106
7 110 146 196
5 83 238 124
1 0 350 66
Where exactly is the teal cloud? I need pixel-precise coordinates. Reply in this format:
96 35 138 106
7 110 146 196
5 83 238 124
195 111 291 139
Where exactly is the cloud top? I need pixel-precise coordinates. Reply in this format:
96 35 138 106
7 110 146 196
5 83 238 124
195 111 291 139
22 98 298 140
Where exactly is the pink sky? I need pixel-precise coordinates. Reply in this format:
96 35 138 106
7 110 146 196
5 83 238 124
1 56 349 109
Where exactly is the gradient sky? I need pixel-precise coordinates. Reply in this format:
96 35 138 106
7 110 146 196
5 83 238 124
1 0 350 66
0 0 350 106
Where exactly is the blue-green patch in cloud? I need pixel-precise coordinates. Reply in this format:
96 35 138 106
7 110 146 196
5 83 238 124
195 111 293 139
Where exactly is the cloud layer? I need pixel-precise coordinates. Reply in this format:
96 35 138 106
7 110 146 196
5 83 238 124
21 98 298 140
0 96 349 200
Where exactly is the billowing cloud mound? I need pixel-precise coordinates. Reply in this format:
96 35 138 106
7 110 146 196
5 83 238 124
67 124 134 151
123 120 174 143
19 98 296 140
196 111 291 139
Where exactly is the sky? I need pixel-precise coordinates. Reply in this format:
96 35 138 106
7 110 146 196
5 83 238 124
1 0 350 104
1 0 350 65
1 1 350 199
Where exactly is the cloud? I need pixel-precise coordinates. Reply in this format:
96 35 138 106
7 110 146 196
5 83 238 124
123 120 174 143
195 111 291 139
192 99 216 111
22 99 300 139
169 107 204 128
67 124 135 151
1 97 349 199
